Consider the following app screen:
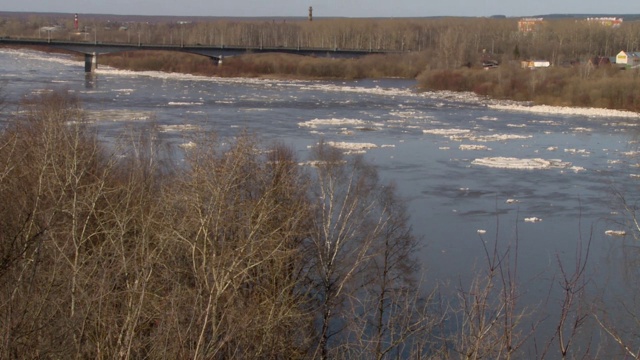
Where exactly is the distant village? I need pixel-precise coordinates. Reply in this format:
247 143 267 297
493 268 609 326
515 17 637 70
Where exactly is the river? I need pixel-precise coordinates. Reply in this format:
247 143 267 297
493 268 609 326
3 48 640 351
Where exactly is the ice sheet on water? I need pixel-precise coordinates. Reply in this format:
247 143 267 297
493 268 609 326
324 141 378 150
471 157 572 170
159 124 201 132
168 102 204 106
490 103 640 118
422 128 471 136
459 144 491 151
87 109 153 122
298 118 368 128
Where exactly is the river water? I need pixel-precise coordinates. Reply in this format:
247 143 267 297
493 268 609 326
3 48 640 348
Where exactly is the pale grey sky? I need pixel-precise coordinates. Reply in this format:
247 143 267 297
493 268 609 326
1 0 639 18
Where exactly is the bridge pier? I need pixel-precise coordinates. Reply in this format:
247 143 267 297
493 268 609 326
84 52 97 73
211 56 222 66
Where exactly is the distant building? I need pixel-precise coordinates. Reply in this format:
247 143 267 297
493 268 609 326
521 60 551 69
518 18 544 33
586 17 623 28
615 50 640 68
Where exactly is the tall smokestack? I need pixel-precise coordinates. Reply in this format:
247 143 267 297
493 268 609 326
74 13 79 31
308 6 313 21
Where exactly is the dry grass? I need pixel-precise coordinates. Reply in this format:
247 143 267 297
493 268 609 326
418 65 640 112
98 50 428 80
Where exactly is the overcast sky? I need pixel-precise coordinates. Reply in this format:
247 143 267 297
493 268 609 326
1 0 639 18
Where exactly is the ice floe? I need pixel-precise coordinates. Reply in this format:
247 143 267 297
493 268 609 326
477 116 498 121
87 109 153 122
459 144 491 151
465 134 532 142
471 157 571 170
325 141 378 151
564 148 590 155
168 101 203 106
299 118 368 128
159 124 201 132
422 128 471 136
489 104 640 118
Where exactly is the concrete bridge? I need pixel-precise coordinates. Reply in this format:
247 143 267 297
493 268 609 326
0 38 391 72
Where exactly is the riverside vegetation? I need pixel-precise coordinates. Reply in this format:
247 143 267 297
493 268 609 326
2 14 640 111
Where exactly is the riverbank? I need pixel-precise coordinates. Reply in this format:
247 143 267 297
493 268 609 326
98 50 427 80
98 50 640 115
417 65 640 113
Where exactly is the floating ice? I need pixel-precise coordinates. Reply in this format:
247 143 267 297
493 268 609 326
159 124 201 132
471 157 571 170
459 144 490 151
490 104 640 118
298 118 367 128
87 109 153 122
564 148 590 155
568 166 586 172
423 128 471 136
466 134 532 142
325 141 378 151
298 160 347 167
168 102 203 106
477 116 498 121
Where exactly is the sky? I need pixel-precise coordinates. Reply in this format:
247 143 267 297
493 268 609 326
1 0 639 18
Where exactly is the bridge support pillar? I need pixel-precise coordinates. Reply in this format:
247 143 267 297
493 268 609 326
84 52 97 73
211 56 222 66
